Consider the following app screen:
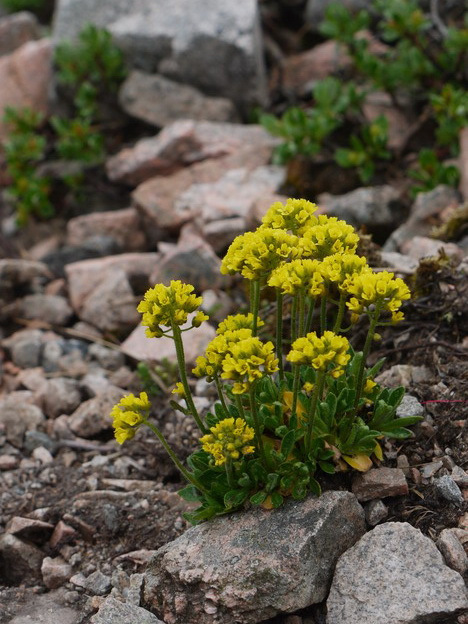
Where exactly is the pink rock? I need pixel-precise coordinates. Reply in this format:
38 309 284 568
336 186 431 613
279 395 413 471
401 236 464 261
352 467 409 502
66 207 146 251
0 39 52 141
68 386 126 438
49 520 77 549
6 516 54 542
203 218 247 253
108 120 277 186
0 11 39 56
363 91 412 151
41 556 72 589
0 454 19 470
437 528 468 575
121 316 215 366
247 193 289 228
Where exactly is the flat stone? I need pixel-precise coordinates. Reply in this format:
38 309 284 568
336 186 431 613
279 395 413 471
41 556 73 589
6 516 54 543
91 596 164 624
0 11 39 56
68 386 126 438
66 208 146 252
437 528 468 575
143 491 365 624
352 467 408 502
119 71 237 128
109 119 277 186
327 522 468 624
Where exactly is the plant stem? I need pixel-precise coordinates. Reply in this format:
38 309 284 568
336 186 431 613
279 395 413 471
250 279 260 336
225 459 235 488
291 295 298 343
276 291 284 381
333 292 347 333
144 419 208 494
353 306 381 413
305 297 316 334
235 394 246 420
171 323 207 434
320 296 327 334
298 292 306 338
305 371 325 455
214 375 229 417
249 384 267 465
290 364 301 429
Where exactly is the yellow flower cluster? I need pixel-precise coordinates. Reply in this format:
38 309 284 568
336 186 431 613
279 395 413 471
110 392 150 444
268 258 326 297
137 280 208 337
321 253 371 292
192 328 253 380
287 331 350 377
200 417 255 466
261 198 318 235
216 313 264 335
221 336 279 394
220 228 298 280
346 271 411 322
299 216 359 260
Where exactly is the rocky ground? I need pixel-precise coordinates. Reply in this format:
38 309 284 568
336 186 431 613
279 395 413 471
0 0 467 623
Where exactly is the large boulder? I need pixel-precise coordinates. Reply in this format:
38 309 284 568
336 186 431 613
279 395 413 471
52 0 267 108
143 491 365 624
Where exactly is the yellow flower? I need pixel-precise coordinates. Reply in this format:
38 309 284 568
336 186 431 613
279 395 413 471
287 331 351 378
110 392 150 444
364 379 377 394
200 417 255 466
137 280 206 338
221 336 279 394
221 228 299 281
321 253 370 291
192 328 253 380
216 313 264 335
260 198 318 235
172 382 185 397
268 258 326 297
299 216 359 260
346 271 411 321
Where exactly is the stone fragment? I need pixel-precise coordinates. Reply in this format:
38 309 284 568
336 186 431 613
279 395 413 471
0 533 44 584
375 364 431 388
127 573 144 605
203 218 247 253
396 395 425 419
43 377 82 418
319 185 402 234
42 236 121 278
434 475 464 505
437 528 468 575
49 521 77 549
41 556 73 589
66 208 146 252
384 185 460 251
352 467 408 502
119 71 237 128
32 445 54 464
109 119 277 186
68 386 125 438
6 516 54 543
0 454 19 470
144 492 365 624
2 328 45 368
379 251 418 274
91 596 164 624
16 294 73 325
150 226 226 292
121 316 215 366
0 11 39 56
88 343 125 371
0 392 45 447
327 522 468 624
0 259 51 298
420 461 443 479
7 588 81 624
0 39 52 141
364 499 388 526
401 235 464 261
452 466 468 487
80 570 112 596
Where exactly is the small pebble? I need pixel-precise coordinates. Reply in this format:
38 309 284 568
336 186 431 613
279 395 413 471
434 475 464 505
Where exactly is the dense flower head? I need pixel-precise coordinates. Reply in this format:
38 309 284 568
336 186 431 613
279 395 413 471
216 313 264 335
321 253 371 291
287 331 351 377
299 216 359 260
192 328 253 380
110 392 150 444
221 336 279 394
137 281 208 337
268 258 326 297
200 417 255 466
345 271 411 322
221 228 299 280
260 198 318 235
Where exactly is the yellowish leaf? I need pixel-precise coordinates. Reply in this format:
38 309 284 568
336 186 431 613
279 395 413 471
342 454 373 472
373 441 383 461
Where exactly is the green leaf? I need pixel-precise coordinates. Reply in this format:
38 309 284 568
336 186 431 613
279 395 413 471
250 490 268 505
178 485 202 502
265 473 280 493
319 461 336 474
280 430 296 458
270 492 284 508
224 489 249 509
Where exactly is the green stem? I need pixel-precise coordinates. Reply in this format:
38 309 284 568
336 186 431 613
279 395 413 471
291 296 298 343
225 459 235 488
144 420 208 494
171 324 207 434
333 292 347 333
298 291 306 338
276 291 284 381
320 296 327 334
236 394 246 420
250 279 260 336
305 371 326 455
214 375 229 417
249 384 266 465
353 306 382 413
290 364 301 429
305 297 316 334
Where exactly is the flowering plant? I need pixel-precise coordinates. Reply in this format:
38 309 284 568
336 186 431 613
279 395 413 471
111 198 421 524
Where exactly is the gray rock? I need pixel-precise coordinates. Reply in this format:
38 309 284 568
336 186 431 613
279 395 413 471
364 499 388 526
0 392 45 447
42 236 121 278
327 522 468 624
7 587 81 624
68 386 125 438
433 475 464 505
0 11 39 56
91 596 164 624
375 364 432 388
42 339 65 372
119 71 237 128
53 0 267 108
41 556 73 589
81 570 112 596
3 328 44 368
89 343 125 371
127 573 144 606
0 259 50 298
17 294 73 326
401 235 464 261
43 377 82 418
379 251 418 274
143 491 366 624
24 430 57 454
319 185 402 234
0 533 44 584
420 460 444 479
352 467 408 502
396 395 425 419
437 528 468 575
452 465 468 487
